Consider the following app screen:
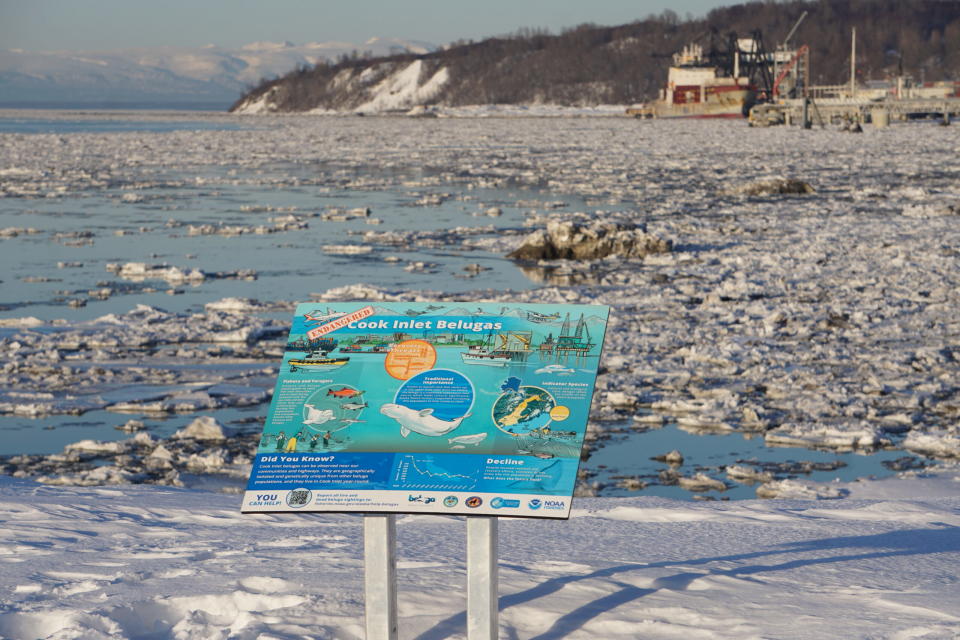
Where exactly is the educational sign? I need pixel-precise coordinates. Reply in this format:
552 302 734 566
242 302 609 519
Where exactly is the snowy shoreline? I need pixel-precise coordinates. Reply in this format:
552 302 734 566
1 473 958 639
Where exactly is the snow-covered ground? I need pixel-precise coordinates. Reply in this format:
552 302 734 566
1 473 958 639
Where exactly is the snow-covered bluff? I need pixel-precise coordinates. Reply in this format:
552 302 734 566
234 58 453 115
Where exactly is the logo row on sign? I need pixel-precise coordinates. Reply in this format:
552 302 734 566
247 490 567 511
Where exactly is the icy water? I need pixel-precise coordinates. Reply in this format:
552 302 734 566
0 112 545 322
0 117 241 135
0 111 548 454
589 423 911 501
2 110 957 499
1 182 539 321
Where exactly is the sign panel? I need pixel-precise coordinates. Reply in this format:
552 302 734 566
242 302 609 518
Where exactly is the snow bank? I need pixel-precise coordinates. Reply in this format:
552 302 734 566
0 476 957 639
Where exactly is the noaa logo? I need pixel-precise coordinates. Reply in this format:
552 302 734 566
465 496 483 508
490 497 520 509
527 499 542 510
285 488 313 508
443 496 459 508
543 499 566 510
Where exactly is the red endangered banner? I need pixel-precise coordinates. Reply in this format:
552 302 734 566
306 306 375 339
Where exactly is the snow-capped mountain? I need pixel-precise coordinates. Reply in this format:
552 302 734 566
0 38 434 109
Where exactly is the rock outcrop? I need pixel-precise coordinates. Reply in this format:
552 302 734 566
723 178 815 197
507 220 672 261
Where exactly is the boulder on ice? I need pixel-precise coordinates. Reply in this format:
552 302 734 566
507 220 672 261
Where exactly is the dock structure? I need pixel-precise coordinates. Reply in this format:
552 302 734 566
494 331 534 362
749 27 960 128
538 333 556 356
750 96 960 127
554 314 595 357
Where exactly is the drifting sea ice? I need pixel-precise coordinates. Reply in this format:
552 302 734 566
2 113 960 497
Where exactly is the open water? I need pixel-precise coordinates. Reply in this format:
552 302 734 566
0 110 921 498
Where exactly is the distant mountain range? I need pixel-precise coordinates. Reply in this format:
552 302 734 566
0 38 434 109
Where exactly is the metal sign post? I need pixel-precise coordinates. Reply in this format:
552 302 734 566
243 301 609 637
364 514 398 640
467 516 499 640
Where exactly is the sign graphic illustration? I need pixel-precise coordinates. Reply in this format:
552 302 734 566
242 302 609 518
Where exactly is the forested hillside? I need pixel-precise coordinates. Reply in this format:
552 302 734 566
231 0 960 112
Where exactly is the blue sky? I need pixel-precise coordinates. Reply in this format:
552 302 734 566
1 0 730 51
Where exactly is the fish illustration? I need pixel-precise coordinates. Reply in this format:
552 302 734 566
339 418 366 424
379 403 471 437
327 387 364 398
340 401 368 411
447 432 487 446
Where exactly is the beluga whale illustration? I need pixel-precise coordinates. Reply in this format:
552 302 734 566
379 403 471 437
303 404 336 425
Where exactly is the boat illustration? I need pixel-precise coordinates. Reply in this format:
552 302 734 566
339 342 392 354
367 344 392 354
460 332 512 367
288 355 350 372
461 347 512 367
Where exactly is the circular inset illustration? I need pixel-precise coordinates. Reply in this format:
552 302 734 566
492 385 557 436
384 339 438 380
301 384 367 434
381 369 475 438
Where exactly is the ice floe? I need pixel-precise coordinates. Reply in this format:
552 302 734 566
0 304 284 417
1 420 254 489
3 114 960 497
755 478 849 499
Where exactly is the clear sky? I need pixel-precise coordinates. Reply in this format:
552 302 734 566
0 0 730 51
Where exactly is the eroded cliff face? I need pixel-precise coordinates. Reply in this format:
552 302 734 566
233 58 453 114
